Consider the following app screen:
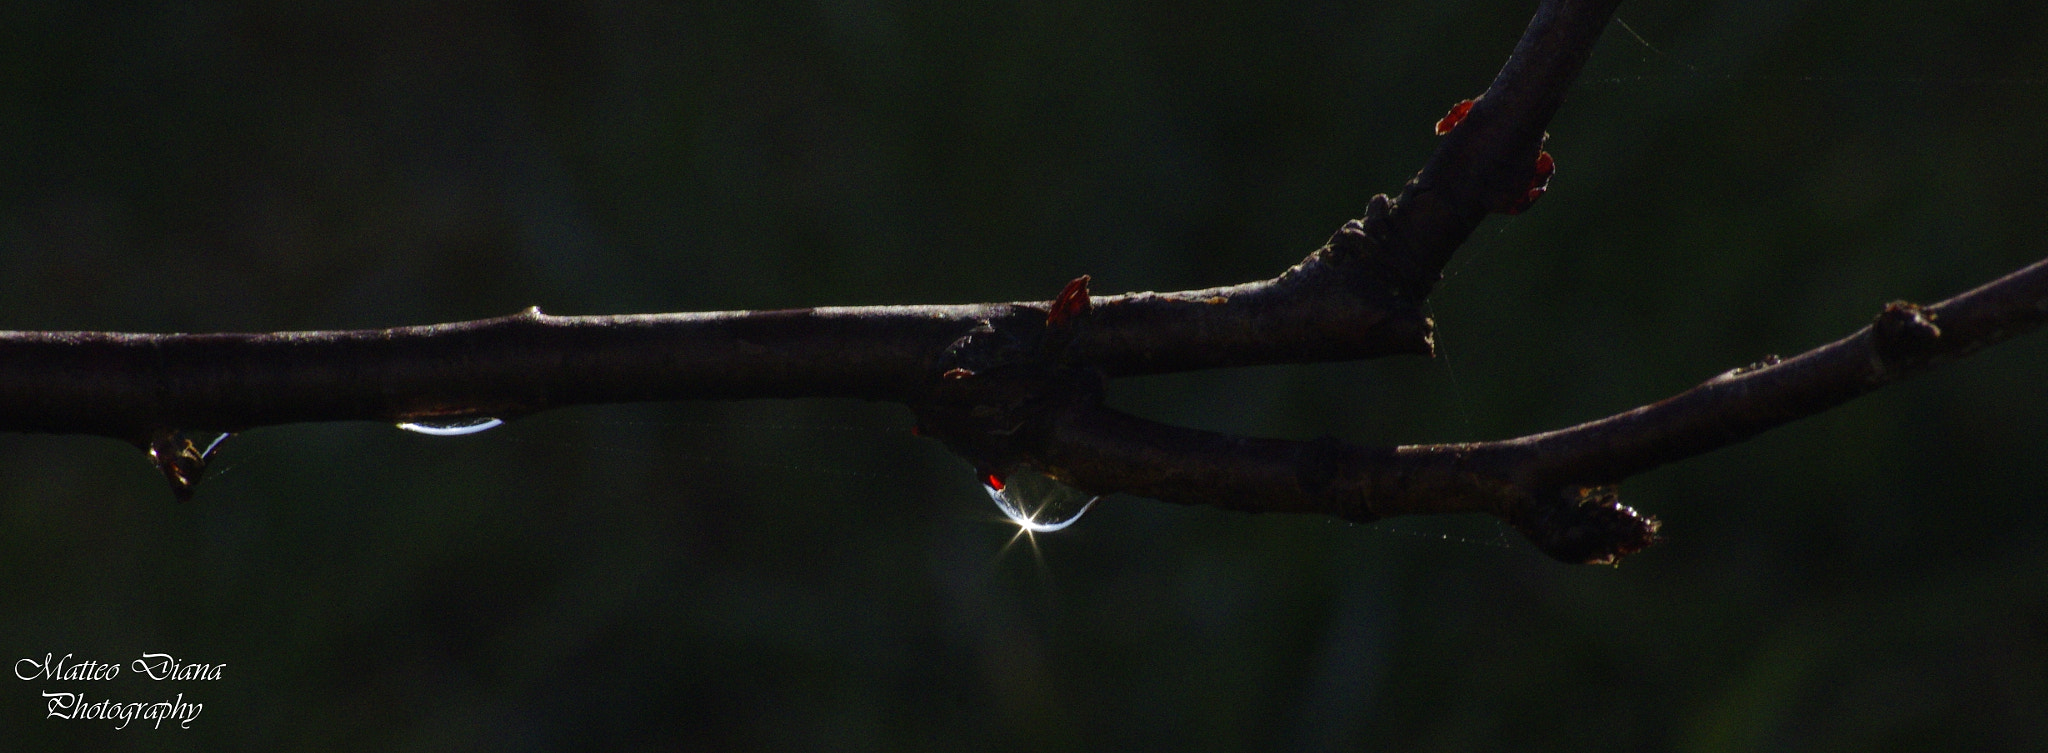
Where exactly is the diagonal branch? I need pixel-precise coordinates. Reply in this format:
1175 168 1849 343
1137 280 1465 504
1372 0 1624 300
1501 256 2048 489
964 257 2048 564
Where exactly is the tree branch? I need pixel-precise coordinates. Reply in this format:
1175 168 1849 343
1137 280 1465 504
7 0 2044 565
0 247 1431 442
1373 0 1623 300
0 0 1625 443
1500 256 2048 488
925 258 2048 564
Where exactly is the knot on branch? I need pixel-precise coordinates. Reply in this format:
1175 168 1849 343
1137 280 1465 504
1326 194 1438 308
913 276 1106 481
1506 485 1662 565
1872 300 1943 366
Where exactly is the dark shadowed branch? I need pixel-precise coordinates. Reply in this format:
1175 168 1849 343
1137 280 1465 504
0 249 1432 441
1372 0 1623 301
5 0 2046 564
0 0 1616 442
920 258 2048 563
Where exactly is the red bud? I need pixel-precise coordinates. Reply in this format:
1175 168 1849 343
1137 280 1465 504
1047 274 1091 330
1435 99 1475 135
1503 150 1554 215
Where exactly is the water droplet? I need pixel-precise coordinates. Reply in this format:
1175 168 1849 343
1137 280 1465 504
148 428 233 502
982 468 1099 533
395 417 505 436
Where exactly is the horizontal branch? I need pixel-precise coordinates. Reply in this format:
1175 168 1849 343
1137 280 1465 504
0 248 1430 442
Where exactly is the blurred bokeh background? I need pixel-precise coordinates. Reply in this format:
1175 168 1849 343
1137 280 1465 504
3 0 2046 749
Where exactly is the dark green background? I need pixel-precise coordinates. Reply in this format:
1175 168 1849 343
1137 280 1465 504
3 1 2045 749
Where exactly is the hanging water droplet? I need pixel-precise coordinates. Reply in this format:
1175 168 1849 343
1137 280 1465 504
982 468 1100 533
395 417 505 436
147 428 233 502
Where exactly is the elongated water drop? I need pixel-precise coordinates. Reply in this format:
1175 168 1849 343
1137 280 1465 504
982 468 1100 533
395 417 504 436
